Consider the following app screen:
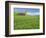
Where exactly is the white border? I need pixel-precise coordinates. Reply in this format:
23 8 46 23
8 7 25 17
9 4 43 35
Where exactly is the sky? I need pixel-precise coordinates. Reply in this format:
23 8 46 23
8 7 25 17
14 8 40 13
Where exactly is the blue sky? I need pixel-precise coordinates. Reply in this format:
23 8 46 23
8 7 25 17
14 8 40 13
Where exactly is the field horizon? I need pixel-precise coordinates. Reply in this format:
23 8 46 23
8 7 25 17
14 8 40 30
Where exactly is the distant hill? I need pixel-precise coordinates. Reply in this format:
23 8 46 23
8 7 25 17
26 12 40 16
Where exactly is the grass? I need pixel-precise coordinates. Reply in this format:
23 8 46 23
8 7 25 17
14 13 40 30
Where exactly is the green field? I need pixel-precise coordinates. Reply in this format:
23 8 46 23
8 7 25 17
14 13 40 30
